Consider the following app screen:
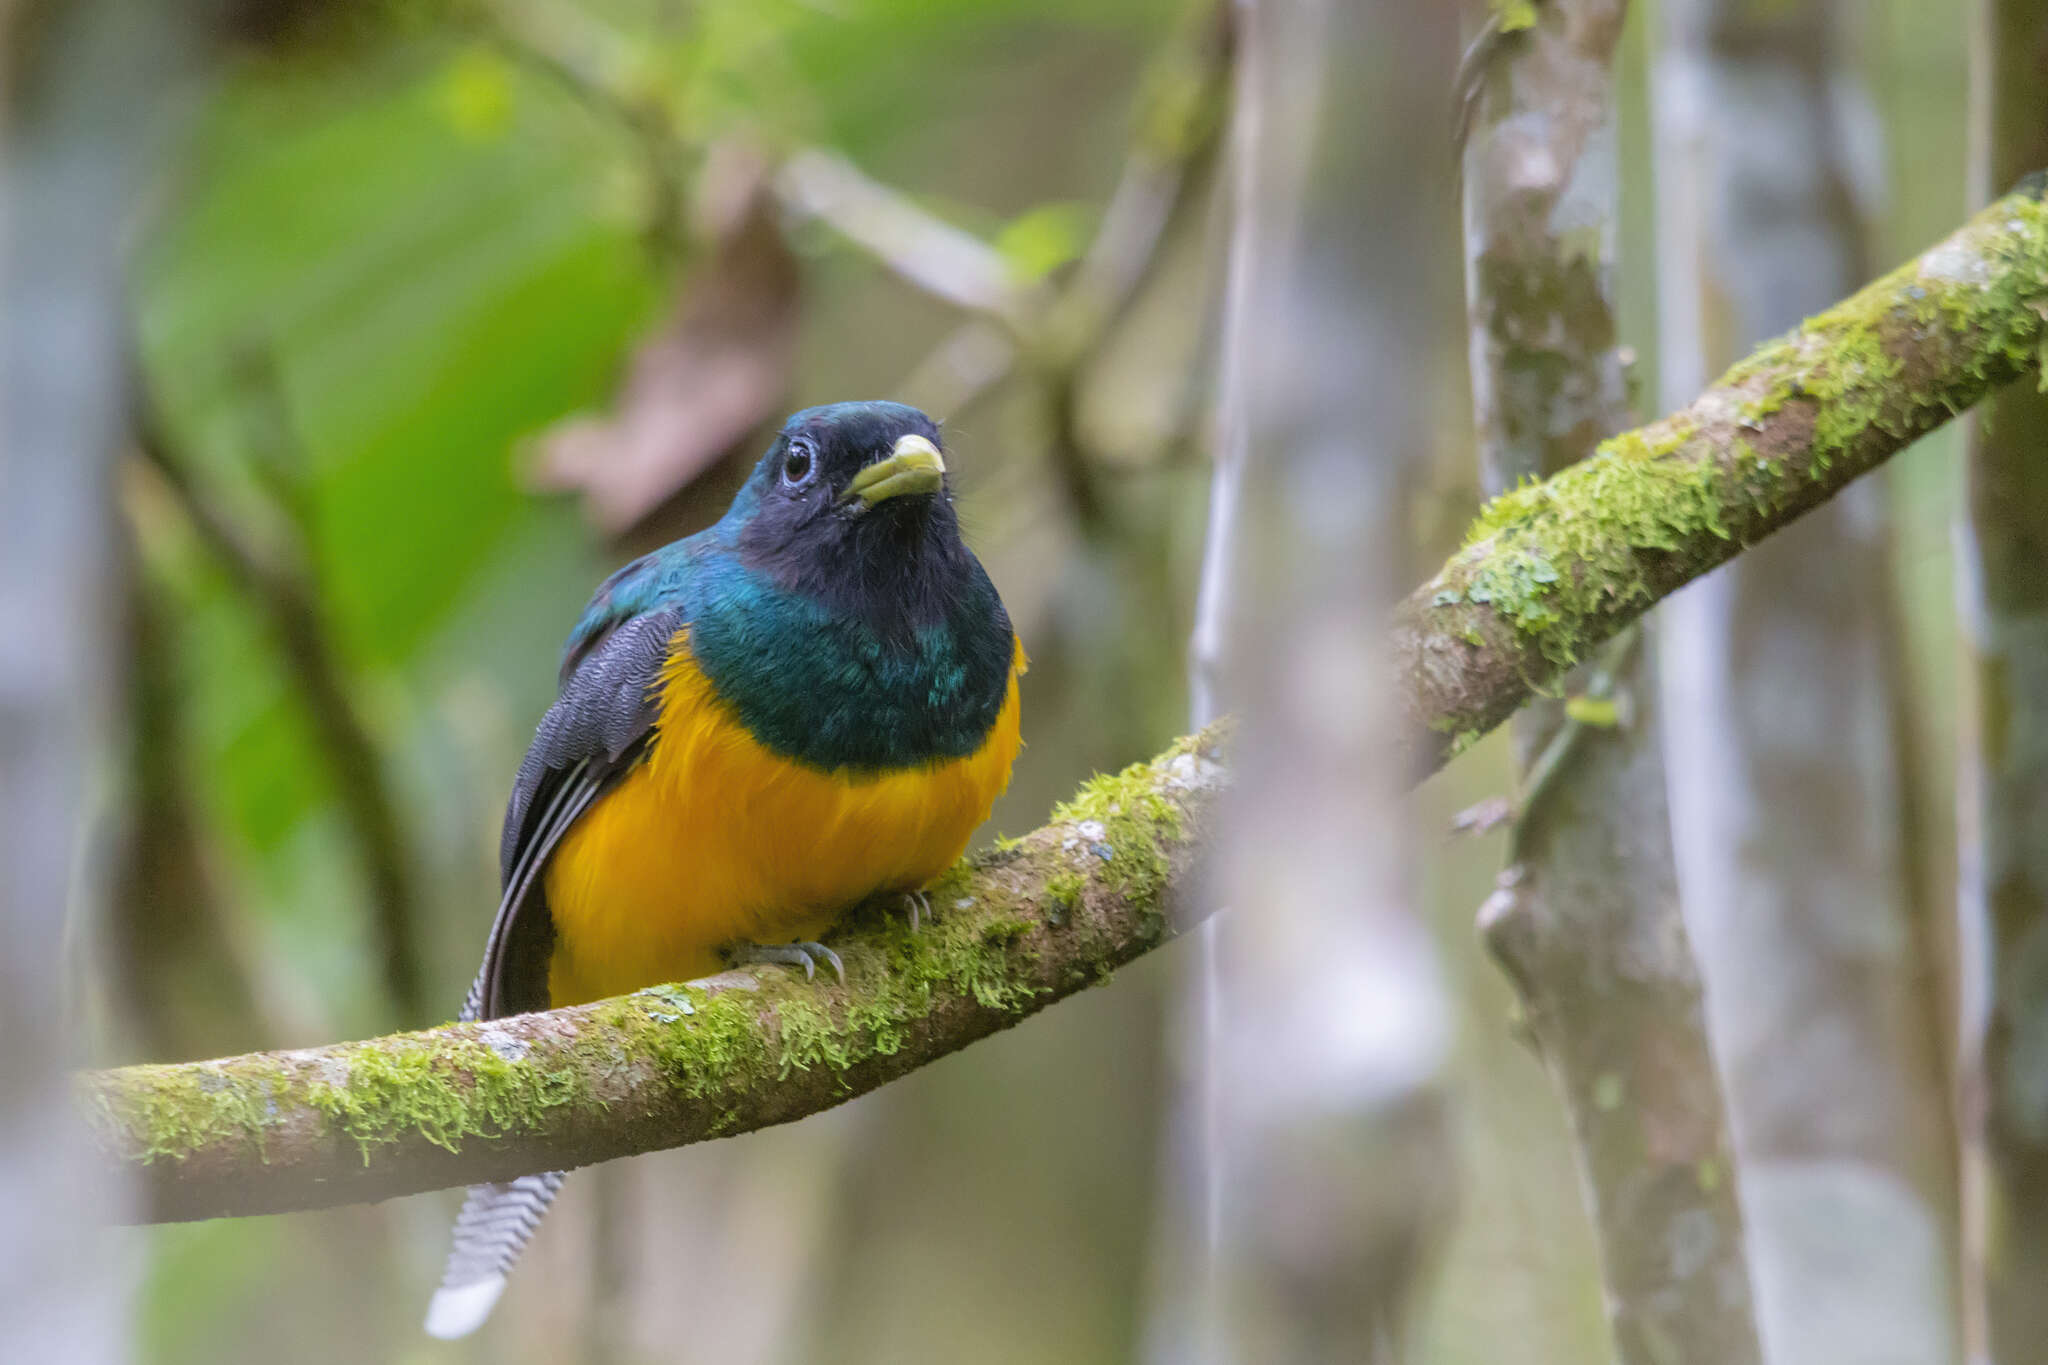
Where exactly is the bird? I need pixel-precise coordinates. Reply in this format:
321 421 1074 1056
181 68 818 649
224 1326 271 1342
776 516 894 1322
424 401 1025 1339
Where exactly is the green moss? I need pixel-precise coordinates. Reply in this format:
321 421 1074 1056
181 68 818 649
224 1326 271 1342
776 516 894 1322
1050 751 1188 918
1043 871 1084 926
593 984 771 1102
906 880 1045 1011
1450 414 1728 667
1720 286 1905 476
1728 189 2048 457
304 1037 581 1162
1929 193 2048 378
1439 186 2048 675
571 810 1131 1103
81 1060 286 1164
774 996 857 1081
981 915 1033 943
83 1031 587 1166
1805 328 1903 458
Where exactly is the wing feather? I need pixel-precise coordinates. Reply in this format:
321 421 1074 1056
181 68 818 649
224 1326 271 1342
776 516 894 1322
466 609 681 1020
430 607 682 1338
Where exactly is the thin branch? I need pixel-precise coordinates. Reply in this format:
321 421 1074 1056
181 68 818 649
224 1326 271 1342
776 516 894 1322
909 0 1233 460
485 0 1030 317
894 318 1016 421
1028 1 1232 530
1499 626 1637 868
130 389 431 1026
481 0 688 263
76 181 2048 1219
491 0 1232 531
775 148 1036 324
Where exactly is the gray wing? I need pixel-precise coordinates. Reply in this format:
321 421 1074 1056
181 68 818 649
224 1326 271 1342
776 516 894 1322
428 608 680 1341
460 608 682 1022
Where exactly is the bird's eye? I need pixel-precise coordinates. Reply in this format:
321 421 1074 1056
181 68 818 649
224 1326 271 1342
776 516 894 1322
781 442 815 488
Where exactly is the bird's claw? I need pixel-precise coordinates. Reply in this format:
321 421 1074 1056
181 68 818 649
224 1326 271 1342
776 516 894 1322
728 939 845 985
901 890 932 934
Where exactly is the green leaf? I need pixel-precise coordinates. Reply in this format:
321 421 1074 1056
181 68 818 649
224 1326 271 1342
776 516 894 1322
438 44 516 142
995 201 1095 282
1564 696 1619 728
1495 0 1540 33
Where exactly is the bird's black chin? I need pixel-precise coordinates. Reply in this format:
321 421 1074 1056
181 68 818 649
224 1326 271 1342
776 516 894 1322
739 488 967 642
850 492 956 577
850 489 939 531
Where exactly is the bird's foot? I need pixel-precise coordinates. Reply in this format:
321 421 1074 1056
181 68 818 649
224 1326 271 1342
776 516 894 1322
727 939 844 985
901 890 932 934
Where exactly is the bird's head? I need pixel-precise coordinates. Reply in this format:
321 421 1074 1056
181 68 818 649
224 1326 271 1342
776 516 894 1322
725 401 968 618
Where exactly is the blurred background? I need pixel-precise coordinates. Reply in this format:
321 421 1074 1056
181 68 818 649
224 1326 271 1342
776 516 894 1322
4 0 1997 1361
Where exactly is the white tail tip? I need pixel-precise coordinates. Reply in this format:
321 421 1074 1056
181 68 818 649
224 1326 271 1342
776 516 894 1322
424 1275 506 1340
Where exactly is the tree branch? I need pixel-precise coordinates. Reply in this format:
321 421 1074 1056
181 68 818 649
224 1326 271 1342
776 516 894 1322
84 732 1228 1221
1398 173 2048 778
77 179 2048 1221
897 0 1234 513
775 147 1038 325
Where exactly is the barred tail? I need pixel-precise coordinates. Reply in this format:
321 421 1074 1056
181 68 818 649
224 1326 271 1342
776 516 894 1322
423 1170 567 1339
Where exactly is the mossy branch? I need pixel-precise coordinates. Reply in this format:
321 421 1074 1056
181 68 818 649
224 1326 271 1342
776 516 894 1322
1398 174 2048 777
84 733 1227 1222
80 180 2048 1222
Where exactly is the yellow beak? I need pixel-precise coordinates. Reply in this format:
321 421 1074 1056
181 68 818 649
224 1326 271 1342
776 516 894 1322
840 433 947 507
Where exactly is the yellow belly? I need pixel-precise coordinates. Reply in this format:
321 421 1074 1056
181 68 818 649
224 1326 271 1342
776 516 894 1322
542 628 1025 1006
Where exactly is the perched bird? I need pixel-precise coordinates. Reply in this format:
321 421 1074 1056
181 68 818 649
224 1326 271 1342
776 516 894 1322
425 401 1025 1338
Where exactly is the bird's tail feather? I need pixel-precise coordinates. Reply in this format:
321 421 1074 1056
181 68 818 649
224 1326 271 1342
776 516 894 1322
423 1170 567 1339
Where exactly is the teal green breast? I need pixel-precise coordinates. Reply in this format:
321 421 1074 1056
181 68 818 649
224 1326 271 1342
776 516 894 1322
682 553 1015 773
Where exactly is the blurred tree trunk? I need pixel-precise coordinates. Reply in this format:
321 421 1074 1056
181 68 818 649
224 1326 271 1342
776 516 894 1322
1960 4 2048 1361
1206 2 1457 1360
1142 13 1243 1365
1653 3 1963 1362
0 0 196 1360
1460 5 1760 1362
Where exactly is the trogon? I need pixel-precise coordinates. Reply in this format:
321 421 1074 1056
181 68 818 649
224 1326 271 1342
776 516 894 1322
425 401 1025 1338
